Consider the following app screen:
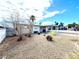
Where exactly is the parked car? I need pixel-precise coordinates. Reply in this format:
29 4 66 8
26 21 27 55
0 26 4 28
6 27 17 37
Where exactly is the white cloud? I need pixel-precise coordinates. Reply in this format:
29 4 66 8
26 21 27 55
41 21 53 25
61 9 66 14
0 0 66 23
0 0 52 21
44 11 60 18
43 9 66 19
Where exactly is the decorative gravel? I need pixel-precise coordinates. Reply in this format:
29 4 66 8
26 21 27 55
0 34 79 59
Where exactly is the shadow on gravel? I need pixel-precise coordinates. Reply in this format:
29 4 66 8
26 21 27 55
70 39 79 42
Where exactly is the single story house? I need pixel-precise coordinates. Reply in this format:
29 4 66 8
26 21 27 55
33 25 53 33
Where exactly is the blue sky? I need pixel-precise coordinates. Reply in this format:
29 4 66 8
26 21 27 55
0 0 79 26
39 0 79 25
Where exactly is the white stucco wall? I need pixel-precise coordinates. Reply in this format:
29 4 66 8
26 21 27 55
0 28 6 43
21 25 30 34
33 26 40 33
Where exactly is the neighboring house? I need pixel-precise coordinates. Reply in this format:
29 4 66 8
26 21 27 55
33 25 40 33
17 24 31 34
33 25 53 33
40 25 53 33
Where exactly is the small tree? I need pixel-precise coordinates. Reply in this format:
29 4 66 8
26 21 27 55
15 11 23 41
72 22 76 27
68 24 72 28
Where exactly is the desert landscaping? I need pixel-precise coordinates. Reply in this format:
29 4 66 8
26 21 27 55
0 0 79 59
0 33 79 59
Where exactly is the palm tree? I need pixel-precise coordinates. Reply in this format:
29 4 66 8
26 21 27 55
55 21 59 26
39 22 42 25
59 22 64 30
55 21 59 30
60 22 64 26
28 15 35 37
30 15 35 22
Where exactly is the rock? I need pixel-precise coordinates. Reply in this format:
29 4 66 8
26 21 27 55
46 35 53 41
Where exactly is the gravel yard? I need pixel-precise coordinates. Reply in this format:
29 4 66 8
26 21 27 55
0 34 79 59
